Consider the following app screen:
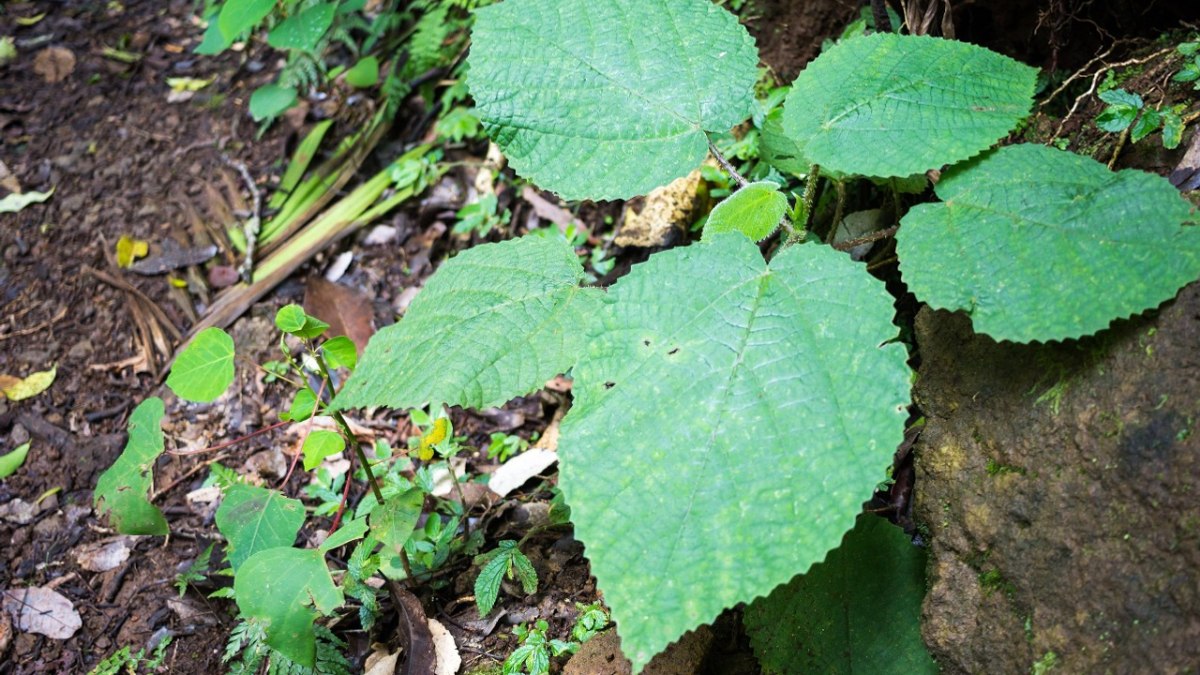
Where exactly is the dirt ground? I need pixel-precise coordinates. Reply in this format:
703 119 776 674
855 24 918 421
2 0 1199 673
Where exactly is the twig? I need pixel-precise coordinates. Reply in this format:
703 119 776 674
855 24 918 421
1040 43 1117 108
167 420 289 456
706 137 748 188
151 451 232 502
831 225 900 252
0 306 67 342
223 157 262 284
1050 46 1177 143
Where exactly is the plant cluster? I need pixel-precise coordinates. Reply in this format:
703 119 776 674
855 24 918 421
92 0 1200 672
194 0 488 124
94 304 549 668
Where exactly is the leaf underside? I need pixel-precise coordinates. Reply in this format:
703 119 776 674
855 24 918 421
93 398 168 535
334 235 602 411
745 514 938 675
558 235 911 671
897 143 1200 342
215 484 306 571
468 0 759 200
783 33 1037 177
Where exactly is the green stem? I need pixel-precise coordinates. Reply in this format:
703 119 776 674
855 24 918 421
314 350 386 506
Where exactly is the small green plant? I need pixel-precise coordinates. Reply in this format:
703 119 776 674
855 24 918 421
569 602 611 643
174 543 216 597
1091 36 1200 150
453 193 512 238
192 0 486 125
502 620 575 675
1094 87 1187 149
486 432 528 462
89 636 172 675
474 539 538 616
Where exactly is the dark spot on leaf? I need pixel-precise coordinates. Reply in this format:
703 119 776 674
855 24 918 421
667 348 679 355
604 381 615 389
643 340 651 347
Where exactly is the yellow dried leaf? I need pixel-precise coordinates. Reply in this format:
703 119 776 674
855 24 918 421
116 235 148 268
1 366 56 401
166 76 213 92
168 276 188 288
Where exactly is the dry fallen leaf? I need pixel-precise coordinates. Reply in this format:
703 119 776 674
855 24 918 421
0 605 11 659
32 46 75 83
428 618 461 675
363 647 400 675
487 449 558 498
0 159 20 194
2 586 82 639
74 537 133 572
615 164 709 248
0 366 56 401
304 277 375 353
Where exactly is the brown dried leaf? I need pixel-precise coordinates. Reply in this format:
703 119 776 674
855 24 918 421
74 537 133 572
32 47 75 83
304 277 375 352
615 165 708 248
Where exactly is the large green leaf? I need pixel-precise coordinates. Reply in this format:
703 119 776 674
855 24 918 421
558 235 911 671
235 547 343 667
215 484 306 571
896 143 1200 342
468 0 759 200
744 514 937 675
166 327 235 403
333 235 602 411
782 34 1036 177
94 398 168 535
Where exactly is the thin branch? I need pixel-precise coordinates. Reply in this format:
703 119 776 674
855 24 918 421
168 420 289 456
706 137 748 188
830 225 900 252
223 157 262 284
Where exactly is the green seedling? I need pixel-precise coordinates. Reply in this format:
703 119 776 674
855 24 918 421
89 636 172 675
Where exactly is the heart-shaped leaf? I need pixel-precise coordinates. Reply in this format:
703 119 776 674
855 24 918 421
559 235 910 670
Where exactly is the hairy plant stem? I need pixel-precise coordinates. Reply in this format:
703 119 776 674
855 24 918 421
706 136 749 188
784 164 821 247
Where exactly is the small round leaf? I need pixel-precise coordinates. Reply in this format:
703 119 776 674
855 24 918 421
167 328 235 403
702 181 788 242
